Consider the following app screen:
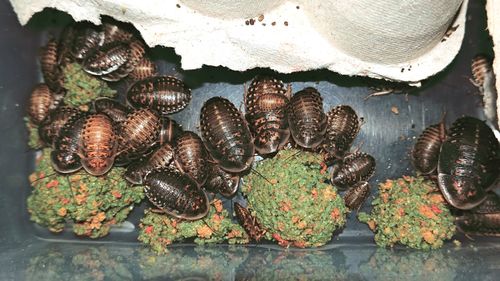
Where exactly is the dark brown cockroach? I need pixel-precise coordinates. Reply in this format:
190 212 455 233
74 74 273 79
124 142 176 184
83 42 129 76
200 97 255 173
101 39 146 82
204 163 240 198
57 25 76 66
287 87 327 149
128 57 157 81
51 112 88 173
331 152 376 189
159 116 183 145
38 106 82 146
78 113 117 176
412 114 447 175
143 168 209 220
40 39 63 91
127 76 192 115
322 105 361 161
174 131 210 187
101 22 133 44
470 192 500 214
93 97 129 126
438 116 499 210
27 84 62 125
343 181 370 211
456 213 500 237
116 108 161 164
71 24 104 60
244 76 291 155
471 55 498 128
234 202 266 242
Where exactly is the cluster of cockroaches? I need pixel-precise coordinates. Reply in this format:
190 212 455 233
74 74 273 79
412 111 500 237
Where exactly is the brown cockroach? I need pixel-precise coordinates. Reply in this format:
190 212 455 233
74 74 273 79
456 213 500 237
40 39 63 91
116 108 161 164
79 113 118 176
244 76 291 155
159 116 183 145
204 163 240 198
83 42 130 76
470 192 500 214
287 87 327 149
101 39 146 82
331 152 376 189
471 54 498 128
234 202 266 242
127 76 192 115
51 112 88 173
322 105 361 161
174 131 210 187
124 142 176 184
27 83 62 125
101 21 133 44
128 57 157 81
412 113 447 175
343 181 370 211
71 24 104 60
143 168 210 220
200 97 255 173
38 106 82 146
93 97 129 126
57 25 76 66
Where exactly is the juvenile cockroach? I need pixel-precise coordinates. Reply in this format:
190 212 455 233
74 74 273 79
331 152 376 189
57 25 76 66
128 57 158 81
51 112 88 173
101 21 133 44
438 116 499 210
93 97 129 126
200 97 255 173
412 114 447 175
204 163 240 198
79 113 118 176
38 106 82 146
245 76 291 155
101 39 146 82
287 87 327 149
28 83 62 125
40 39 63 91
470 192 500 214
471 55 498 128
343 181 371 211
456 213 500 237
124 142 176 184
143 168 210 220
83 42 130 76
159 116 183 145
322 105 361 161
71 24 104 60
127 76 191 115
174 131 210 187
234 202 266 242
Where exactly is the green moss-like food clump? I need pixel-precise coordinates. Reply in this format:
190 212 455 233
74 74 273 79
25 117 43 149
62 63 116 107
358 176 456 250
138 199 249 254
241 149 347 248
27 149 144 238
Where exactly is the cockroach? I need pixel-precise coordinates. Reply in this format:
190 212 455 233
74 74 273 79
127 76 192 115
287 87 327 149
101 22 133 44
27 83 62 125
159 116 183 145
101 39 146 82
40 39 63 91
116 108 161 164
78 113 117 176
71 24 104 60
331 152 376 189
83 42 129 76
57 25 76 66
128 57 157 81
322 105 361 161
470 192 500 214
93 97 129 126
244 76 291 155
471 55 498 128
38 106 82 146
234 202 266 242
51 112 88 173
204 163 240 198
456 213 500 237
143 168 209 220
343 181 370 211
174 131 210 187
200 97 255 173
438 116 499 210
412 113 447 175
125 142 176 184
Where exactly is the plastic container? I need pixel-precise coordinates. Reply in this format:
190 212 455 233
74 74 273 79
0 0 498 279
